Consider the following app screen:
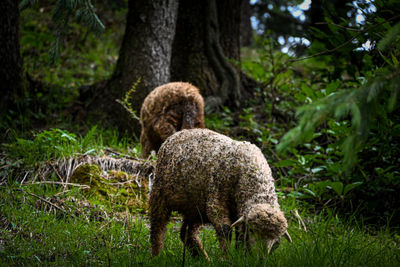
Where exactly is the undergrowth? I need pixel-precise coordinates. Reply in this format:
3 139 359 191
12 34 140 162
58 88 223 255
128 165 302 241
1 127 399 265
0 182 398 266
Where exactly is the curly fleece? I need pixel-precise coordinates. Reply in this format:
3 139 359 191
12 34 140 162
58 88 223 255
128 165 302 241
149 129 288 258
139 82 205 157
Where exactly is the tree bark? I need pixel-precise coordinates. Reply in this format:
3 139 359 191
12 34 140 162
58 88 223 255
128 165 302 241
240 0 253 47
80 0 179 135
217 0 241 60
112 0 179 107
0 0 23 114
171 0 241 110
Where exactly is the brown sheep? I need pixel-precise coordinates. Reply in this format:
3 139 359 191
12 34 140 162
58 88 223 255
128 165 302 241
139 82 205 158
149 129 291 259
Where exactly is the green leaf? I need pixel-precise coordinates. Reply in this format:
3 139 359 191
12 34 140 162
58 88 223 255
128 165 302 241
328 181 344 196
343 182 363 195
61 132 77 142
303 188 316 197
325 81 340 95
301 84 315 99
275 159 297 167
311 166 325 173
84 149 96 155
392 53 399 67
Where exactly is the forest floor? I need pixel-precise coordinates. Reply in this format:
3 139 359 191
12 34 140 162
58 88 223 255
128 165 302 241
0 127 399 266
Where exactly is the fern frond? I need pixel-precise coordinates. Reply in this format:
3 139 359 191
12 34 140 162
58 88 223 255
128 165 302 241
19 0 39 10
116 78 142 121
277 68 400 170
378 22 400 52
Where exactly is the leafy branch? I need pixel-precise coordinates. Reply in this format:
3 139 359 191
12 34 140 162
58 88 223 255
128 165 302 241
291 14 400 62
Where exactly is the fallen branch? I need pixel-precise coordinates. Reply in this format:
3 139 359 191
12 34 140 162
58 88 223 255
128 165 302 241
16 188 68 214
24 181 90 189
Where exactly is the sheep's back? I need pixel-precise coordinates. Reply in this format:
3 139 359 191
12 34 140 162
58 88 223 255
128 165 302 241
154 129 279 216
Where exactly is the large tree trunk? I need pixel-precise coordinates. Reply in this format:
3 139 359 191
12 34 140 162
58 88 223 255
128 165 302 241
240 0 253 47
81 0 179 135
217 0 241 60
171 0 241 110
0 0 23 115
112 0 179 109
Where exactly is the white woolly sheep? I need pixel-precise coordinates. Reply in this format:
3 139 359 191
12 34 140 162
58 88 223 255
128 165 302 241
149 128 291 259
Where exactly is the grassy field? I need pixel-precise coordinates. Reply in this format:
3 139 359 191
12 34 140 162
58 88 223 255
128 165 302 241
1 139 399 266
1 182 399 266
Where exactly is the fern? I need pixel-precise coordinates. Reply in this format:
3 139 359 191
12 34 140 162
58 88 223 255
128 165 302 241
378 22 400 52
277 68 399 170
21 0 105 64
19 0 39 10
277 18 400 171
116 78 142 121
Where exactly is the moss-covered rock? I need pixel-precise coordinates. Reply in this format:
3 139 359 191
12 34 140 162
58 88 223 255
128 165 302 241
70 164 148 213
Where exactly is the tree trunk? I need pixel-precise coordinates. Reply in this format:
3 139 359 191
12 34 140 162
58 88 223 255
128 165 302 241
217 0 241 60
112 0 179 107
0 0 23 115
240 0 253 47
81 0 179 135
171 0 241 110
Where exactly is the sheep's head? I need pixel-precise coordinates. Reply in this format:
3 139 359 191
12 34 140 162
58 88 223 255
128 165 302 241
231 203 292 253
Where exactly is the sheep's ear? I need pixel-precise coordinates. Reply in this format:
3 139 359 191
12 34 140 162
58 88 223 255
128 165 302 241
284 231 292 243
231 216 245 228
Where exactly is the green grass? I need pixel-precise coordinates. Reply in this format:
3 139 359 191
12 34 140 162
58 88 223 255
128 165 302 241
1 182 398 266
3 126 139 166
1 126 399 266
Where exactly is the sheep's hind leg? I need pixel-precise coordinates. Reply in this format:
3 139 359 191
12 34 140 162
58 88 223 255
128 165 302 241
180 221 209 260
150 202 171 257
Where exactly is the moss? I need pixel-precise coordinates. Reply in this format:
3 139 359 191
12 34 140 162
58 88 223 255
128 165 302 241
70 164 148 213
70 164 103 187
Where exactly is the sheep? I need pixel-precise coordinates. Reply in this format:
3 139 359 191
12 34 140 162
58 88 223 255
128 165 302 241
149 128 291 259
139 82 205 158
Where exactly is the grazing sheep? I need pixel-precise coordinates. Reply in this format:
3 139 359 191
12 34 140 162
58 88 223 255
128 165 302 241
150 129 291 259
139 82 205 158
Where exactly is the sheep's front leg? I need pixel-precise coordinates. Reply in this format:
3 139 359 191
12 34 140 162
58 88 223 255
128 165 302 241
180 221 209 260
140 130 157 157
206 199 232 252
149 198 171 257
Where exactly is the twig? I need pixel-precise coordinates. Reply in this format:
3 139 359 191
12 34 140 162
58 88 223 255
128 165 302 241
108 180 136 186
104 148 142 161
315 22 362 32
291 14 400 62
53 189 72 196
51 164 67 191
17 188 67 214
20 171 30 185
24 181 90 188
